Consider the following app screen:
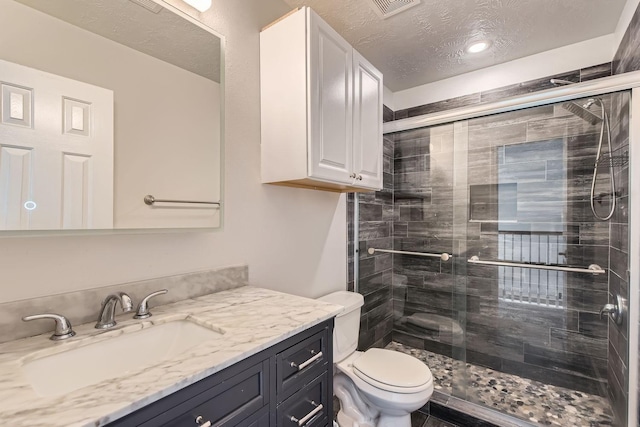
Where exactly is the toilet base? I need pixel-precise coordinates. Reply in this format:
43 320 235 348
334 373 378 427
336 409 375 427
335 411 411 427
377 413 411 427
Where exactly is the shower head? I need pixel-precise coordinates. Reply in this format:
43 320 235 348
561 101 602 125
548 78 602 124
583 98 602 109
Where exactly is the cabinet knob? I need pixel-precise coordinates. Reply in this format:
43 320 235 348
195 415 212 427
349 173 357 179
357 175 363 181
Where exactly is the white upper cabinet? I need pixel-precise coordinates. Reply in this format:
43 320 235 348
260 7 383 192
352 50 384 190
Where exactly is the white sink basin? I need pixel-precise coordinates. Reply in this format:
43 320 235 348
22 320 224 397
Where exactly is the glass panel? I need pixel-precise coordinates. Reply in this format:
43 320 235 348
386 122 465 397
455 92 630 426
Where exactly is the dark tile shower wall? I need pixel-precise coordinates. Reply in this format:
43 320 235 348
393 63 612 120
347 105 395 351
390 99 629 399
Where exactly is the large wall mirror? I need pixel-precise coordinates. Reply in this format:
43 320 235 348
0 0 223 233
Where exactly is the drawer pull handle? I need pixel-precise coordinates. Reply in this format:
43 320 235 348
195 415 211 427
290 401 324 426
290 351 323 371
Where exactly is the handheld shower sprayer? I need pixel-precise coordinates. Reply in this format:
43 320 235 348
549 79 616 221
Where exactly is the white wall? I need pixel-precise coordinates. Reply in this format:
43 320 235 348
391 34 616 111
0 0 348 303
0 0 221 229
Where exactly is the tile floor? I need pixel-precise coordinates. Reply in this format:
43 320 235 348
388 342 616 427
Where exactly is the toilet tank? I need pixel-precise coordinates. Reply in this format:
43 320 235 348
318 291 364 363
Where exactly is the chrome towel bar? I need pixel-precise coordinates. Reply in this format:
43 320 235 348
467 256 605 275
367 247 451 261
144 195 221 206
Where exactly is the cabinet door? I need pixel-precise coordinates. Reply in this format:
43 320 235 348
307 9 353 185
277 372 329 427
352 50 383 190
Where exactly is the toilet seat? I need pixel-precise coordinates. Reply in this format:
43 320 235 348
339 349 433 394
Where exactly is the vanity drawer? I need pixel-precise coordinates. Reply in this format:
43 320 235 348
276 371 329 427
276 328 328 400
237 406 270 427
109 356 269 427
145 360 269 427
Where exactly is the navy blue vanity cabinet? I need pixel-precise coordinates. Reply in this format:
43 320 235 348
106 319 333 427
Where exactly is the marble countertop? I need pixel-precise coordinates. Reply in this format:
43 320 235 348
0 286 342 427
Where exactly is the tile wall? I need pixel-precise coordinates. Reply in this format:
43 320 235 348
394 63 612 120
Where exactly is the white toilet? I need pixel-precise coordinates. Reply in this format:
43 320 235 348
319 291 433 427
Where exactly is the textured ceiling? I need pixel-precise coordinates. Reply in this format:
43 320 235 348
282 0 627 91
15 0 221 82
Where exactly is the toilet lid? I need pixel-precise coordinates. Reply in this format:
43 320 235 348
352 348 432 389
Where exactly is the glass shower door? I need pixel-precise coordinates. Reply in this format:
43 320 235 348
389 122 466 398
452 92 630 426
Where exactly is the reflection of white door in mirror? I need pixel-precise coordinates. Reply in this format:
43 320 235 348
0 59 114 230
0 0 222 232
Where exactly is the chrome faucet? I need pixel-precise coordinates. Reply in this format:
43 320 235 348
95 292 133 329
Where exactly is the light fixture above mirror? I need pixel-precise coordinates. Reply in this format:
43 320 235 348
182 0 211 12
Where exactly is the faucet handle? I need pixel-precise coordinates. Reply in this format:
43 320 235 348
134 289 168 319
22 313 76 341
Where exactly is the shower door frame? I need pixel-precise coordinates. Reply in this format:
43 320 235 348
383 71 640 427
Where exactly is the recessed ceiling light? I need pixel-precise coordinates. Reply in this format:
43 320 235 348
467 41 490 54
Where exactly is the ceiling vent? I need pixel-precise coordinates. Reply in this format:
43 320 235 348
368 0 421 19
129 0 163 13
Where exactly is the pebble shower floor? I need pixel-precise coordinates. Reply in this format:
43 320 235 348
387 342 616 426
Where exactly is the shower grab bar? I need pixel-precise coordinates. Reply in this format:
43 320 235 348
367 248 451 261
467 256 605 275
143 195 221 207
